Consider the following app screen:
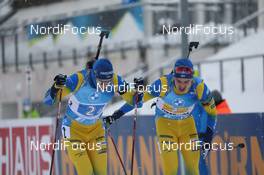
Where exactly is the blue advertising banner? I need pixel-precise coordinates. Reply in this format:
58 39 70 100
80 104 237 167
208 113 264 175
0 106 262 175
107 113 264 175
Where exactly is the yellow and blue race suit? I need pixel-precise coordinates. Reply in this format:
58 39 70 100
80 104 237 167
142 73 217 175
43 69 136 175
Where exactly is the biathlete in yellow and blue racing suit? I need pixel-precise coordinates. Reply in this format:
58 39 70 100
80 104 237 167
106 58 217 175
145 58 217 175
43 58 139 175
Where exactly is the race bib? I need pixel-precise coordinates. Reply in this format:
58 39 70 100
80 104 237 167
77 103 105 117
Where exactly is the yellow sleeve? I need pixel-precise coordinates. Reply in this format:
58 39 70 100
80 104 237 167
143 76 169 102
143 92 155 102
113 74 135 106
203 98 217 117
55 71 84 101
196 81 217 117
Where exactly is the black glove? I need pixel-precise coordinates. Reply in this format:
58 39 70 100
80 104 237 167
103 110 125 130
133 77 144 107
134 77 144 92
50 74 67 99
199 127 214 158
54 74 67 89
86 60 95 70
199 127 214 155
200 127 214 146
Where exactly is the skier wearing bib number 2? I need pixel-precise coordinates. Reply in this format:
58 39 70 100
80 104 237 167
43 58 139 175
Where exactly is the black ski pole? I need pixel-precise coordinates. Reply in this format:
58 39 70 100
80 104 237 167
94 30 110 60
49 89 63 175
187 41 199 59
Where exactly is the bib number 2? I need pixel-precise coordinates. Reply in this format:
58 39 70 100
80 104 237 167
86 106 95 116
77 103 105 117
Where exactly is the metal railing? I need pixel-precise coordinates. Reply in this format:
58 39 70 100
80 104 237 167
195 54 264 92
0 1 262 71
150 53 264 93
133 6 264 88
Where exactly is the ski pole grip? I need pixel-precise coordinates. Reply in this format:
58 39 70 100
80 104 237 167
95 30 110 60
134 77 144 92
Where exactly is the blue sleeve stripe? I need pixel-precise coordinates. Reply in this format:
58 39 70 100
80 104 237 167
207 114 217 130
116 75 129 93
66 73 78 92
149 79 162 97
117 75 126 86
120 103 134 113
201 84 209 101
43 89 55 105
